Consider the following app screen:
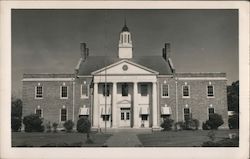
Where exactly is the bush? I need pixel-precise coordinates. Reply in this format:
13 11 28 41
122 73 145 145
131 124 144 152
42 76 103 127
52 122 58 133
184 119 200 130
23 114 44 132
228 114 239 129
205 113 224 130
174 121 185 131
11 117 22 132
202 122 210 130
77 117 91 133
46 122 52 132
63 120 74 132
160 118 174 131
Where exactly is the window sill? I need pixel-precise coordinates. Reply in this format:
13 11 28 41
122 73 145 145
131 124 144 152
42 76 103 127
35 97 43 99
207 96 215 98
161 96 170 98
81 96 89 99
60 97 68 99
182 96 190 98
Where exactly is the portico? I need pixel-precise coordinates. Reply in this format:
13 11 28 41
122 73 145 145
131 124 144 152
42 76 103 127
91 60 160 130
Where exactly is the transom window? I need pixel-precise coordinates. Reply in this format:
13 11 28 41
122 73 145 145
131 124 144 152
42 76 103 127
208 107 215 119
102 115 110 121
102 84 110 96
184 108 190 122
182 85 190 97
162 84 169 97
35 109 42 118
35 86 43 98
81 84 89 98
61 86 68 98
60 108 67 122
122 83 129 96
207 85 214 97
141 84 148 96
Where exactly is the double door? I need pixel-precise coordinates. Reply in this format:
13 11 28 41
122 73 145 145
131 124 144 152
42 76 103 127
119 108 131 127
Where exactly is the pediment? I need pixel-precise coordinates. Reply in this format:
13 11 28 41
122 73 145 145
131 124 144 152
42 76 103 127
91 60 158 75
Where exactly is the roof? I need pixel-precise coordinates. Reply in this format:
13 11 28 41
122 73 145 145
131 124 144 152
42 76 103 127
121 24 129 32
77 56 173 75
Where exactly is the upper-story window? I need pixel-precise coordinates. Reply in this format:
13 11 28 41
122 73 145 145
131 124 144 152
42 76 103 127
162 84 169 97
207 85 214 97
182 85 190 97
61 86 68 99
122 83 129 96
141 84 148 96
35 86 43 99
102 84 110 97
81 84 89 98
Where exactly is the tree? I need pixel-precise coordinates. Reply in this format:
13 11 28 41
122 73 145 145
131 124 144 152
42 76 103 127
77 117 92 143
227 81 239 113
205 113 224 130
11 98 22 132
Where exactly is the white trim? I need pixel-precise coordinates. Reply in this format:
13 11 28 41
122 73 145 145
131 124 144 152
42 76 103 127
177 77 227 81
182 85 190 98
91 59 159 75
60 86 68 99
157 75 174 78
76 75 92 78
161 84 169 98
22 78 74 81
35 108 43 118
34 85 43 99
207 85 215 98
80 84 89 99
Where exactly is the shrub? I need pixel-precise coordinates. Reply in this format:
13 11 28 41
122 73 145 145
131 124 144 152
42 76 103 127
52 122 58 133
228 114 239 129
63 120 74 132
205 113 224 130
46 122 52 133
77 117 91 133
160 118 174 131
23 114 44 132
184 119 200 130
174 121 185 131
11 117 22 132
202 122 210 130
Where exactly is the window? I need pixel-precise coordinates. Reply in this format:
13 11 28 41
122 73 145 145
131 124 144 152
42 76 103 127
35 109 42 118
61 86 68 98
122 83 129 96
126 112 130 120
102 115 110 121
162 84 169 97
102 84 110 96
60 108 67 122
35 86 43 98
141 115 148 121
207 85 214 97
81 84 89 98
184 108 190 122
128 34 130 43
141 84 148 96
121 112 125 120
182 85 190 97
208 107 215 119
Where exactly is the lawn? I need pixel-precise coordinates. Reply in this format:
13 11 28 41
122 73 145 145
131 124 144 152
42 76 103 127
137 129 239 147
12 132 112 147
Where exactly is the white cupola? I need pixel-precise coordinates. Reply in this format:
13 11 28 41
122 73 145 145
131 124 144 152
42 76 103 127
118 20 133 59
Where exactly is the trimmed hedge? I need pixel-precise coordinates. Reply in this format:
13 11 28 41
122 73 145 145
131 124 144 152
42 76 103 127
23 114 44 132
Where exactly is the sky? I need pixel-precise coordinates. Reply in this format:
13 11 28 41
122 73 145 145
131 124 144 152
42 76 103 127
11 9 238 98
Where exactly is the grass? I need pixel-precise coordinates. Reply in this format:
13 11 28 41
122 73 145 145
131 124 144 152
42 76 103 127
137 129 239 147
12 131 112 147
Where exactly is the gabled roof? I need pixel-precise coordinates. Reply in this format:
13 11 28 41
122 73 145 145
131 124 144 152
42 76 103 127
76 56 173 76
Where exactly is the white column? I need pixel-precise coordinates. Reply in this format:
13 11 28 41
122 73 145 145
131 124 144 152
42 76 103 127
133 82 139 128
152 82 159 129
112 82 117 128
92 82 99 128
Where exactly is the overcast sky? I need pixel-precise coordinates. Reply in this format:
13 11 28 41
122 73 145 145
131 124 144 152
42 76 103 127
12 9 238 98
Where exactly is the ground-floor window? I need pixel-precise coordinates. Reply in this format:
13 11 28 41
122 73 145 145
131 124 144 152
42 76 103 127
35 109 42 118
141 115 148 121
208 107 215 120
102 115 110 121
184 108 190 122
61 108 67 122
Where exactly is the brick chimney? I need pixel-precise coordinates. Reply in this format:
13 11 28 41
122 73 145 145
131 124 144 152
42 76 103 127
80 43 89 61
165 43 170 60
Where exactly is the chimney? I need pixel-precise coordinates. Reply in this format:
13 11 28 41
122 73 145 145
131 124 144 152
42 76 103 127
162 48 166 60
165 43 171 60
80 42 87 61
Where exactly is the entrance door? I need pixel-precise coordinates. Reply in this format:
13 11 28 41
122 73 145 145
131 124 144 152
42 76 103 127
120 108 131 127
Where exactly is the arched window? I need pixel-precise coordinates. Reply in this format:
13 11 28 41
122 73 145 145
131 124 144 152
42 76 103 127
121 34 123 43
128 34 130 43
124 34 127 43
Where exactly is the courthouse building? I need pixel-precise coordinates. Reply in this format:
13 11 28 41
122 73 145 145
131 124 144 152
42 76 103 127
22 23 229 130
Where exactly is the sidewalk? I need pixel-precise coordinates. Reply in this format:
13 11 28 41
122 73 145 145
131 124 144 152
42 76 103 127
105 132 143 147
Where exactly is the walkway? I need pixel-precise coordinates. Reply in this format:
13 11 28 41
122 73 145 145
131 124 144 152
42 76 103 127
105 132 143 147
